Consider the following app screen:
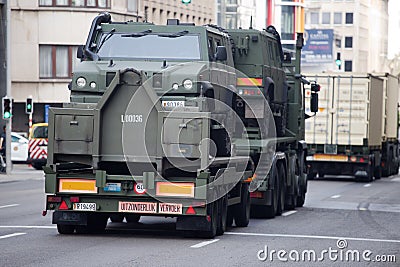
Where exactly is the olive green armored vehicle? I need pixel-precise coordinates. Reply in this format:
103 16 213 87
43 13 317 237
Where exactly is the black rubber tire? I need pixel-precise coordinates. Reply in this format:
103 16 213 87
32 162 44 170
110 214 124 223
57 224 75 234
198 201 218 238
374 166 381 180
216 195 228 236
226 206 234 227
210 128 231 157
296 176 306 207
276 163 286 215
307 172 316 180
251 165 278 219
125 214 141 223
233 183 250 227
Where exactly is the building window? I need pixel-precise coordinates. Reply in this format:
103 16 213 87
334 12 342 24
310 12 319 24
345 37 353 48
39 45 77 79
345 13 353 24
322 12 330 24
39 0 110 8
344 60 352 71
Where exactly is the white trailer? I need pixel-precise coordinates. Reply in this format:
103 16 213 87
304 73 399 181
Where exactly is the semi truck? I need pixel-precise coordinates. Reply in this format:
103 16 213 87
42 13 317 237
305 73 399 182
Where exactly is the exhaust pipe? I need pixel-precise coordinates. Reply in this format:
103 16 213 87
84 12 112 61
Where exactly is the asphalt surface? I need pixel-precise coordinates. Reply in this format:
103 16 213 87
0 165 399 267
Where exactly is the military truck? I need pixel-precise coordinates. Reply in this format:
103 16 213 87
43 13 316 236
305 73 399 182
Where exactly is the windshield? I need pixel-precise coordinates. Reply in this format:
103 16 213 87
32 126 48 139
96 33 201 60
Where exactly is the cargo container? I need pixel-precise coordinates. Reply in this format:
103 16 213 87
305 73 399 181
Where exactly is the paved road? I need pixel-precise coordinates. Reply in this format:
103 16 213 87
0 166 399 266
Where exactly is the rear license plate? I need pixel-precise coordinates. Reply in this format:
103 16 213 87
159 203 183 215
73 203 96 211
161 101 185 108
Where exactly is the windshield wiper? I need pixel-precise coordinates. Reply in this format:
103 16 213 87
96 28 116 52
122 29 153 38
158 30 189 38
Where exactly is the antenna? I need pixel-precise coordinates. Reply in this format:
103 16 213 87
249 16 253 29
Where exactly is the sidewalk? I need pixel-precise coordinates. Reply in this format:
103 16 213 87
0 164 44 183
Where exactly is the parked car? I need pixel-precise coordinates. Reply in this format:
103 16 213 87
11 132 29 162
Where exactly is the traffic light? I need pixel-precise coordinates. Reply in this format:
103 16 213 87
335 52 342 70
2 97 12 120
26 98 33 114
182 0 191 4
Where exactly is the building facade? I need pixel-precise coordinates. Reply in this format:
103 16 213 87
217 0 258 29
303 0 389 72
9 0 215 132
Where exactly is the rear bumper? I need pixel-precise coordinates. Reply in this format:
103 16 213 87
307 160 369 176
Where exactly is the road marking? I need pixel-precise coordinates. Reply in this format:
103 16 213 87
359 207 368 211
0 226 56 229
363 183 371 187
0 233 26 240
225 232 400 244
391 178 400 182
0 204 20 209
191 239 220 248
282 211 297 217
330 195 341 199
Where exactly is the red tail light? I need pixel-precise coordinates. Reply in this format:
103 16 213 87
47 196 62 203
70 197 80 203
250 191 264 199
359 158 365 163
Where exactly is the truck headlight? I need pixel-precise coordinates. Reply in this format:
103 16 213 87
172 83 179 90
76 77 87 88
90 82 97 89
183 79 193 90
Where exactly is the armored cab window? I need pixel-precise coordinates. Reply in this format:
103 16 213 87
208 37 215 60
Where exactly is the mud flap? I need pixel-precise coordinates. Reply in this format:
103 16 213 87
176 216 212 232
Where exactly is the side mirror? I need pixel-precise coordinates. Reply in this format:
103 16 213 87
215 46 227 61
310 93 319 113
77 45 85 59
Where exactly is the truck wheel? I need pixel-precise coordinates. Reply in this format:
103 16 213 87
296 180 306 207
233 183 250 227
198 201 218 238
226 207 234 227
254 164 278 219
276 163 286 215
307 171 316 180
110 214 124 223
57 224 75 235
32 162 44 170
216 195 228 235
210 128 231 157
374 166 381 180
125 214 141 223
